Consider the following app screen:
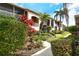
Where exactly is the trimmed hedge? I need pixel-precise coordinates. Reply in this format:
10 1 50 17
48 32 72 56
68 26 77 33
50 34 79 56
51 38 72 56
70 35 79 56
0 14 27 55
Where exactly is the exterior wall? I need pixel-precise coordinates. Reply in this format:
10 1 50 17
75 15 79 29
0 9 13 16
0 4 26 16
0 4 13 12
27 11 39 19
27 11 41 31
0 6 12 12
0 5 13 16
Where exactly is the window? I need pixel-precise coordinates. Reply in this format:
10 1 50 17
51 20 54 27
47 20 50 26
31 16 39 23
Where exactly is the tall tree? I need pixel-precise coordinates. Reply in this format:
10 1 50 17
54 3 69 30
54 9 64 30
63 3 69 28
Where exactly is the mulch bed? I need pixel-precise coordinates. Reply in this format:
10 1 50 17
15 46 44 56
15 37 44 56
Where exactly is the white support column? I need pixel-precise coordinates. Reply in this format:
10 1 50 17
38 20 41 31
13 6 15 17
53 20 55 30
24 11 25 15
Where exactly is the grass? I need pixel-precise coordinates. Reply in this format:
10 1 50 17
48 31 71 42
62 31 71 36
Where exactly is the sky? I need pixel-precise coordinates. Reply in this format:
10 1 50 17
15 3 79 26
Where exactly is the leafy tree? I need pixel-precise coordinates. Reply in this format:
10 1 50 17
39 13 51 32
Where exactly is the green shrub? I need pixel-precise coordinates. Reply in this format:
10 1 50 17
32 32 50 47
55 30 63 34
33 34 47 42
50 37 72 56
41 33 50 40
47 26 52 32
68 26 77 33
49 31 79 56
0 14 27 55
48 31 72 56
50 32 55 36
70 35 79 55
32 35 43 47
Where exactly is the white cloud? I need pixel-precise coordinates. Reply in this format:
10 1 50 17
16 3 24 7
68 9 77 26
52 3 60 5
68 3 79 10
67 3 79 26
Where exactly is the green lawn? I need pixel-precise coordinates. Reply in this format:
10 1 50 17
48 31 71 42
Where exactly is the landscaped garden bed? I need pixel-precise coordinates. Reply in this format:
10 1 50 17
15 43 44 56
0 14 45 56
48 31 72 56
15 33 47 56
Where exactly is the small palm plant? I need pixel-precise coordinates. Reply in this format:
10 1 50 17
39 13 51 32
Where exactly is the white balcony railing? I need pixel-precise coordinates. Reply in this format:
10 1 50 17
0 6 12 12
0 6 17 17
0 9 13 16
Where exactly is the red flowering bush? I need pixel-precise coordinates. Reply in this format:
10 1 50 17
19 15 34 25
19 15 27 22
19 14 36 34
28 27 36 34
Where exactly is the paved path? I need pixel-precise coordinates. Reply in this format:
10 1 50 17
32 41 53 56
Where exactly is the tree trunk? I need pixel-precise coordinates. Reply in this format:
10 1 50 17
40 21 43 31
59 16 62 31
66 16 69 28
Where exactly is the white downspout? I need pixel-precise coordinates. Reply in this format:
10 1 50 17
13 6 15 17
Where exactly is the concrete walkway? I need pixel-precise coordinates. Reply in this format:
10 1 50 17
32 41 53 56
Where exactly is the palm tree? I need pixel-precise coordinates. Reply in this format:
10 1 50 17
54 3 69 31
54 10 60 30
54 9 64 30
54 11 60 20
63 3 69 28
39 13 51 32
